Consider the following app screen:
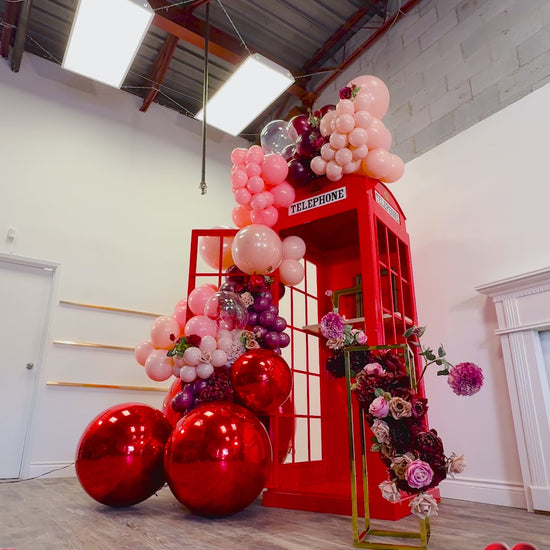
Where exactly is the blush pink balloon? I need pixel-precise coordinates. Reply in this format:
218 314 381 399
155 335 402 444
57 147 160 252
353 93 374 113
135 339 155 366
326 160 343 181
271 182 295 208
366 118 387 149
343 159 361 174
320 110 338 137
335 113 355 134
188 284 217 316
336 98 354 116
199 231 234 270
348 75 390 119
250 191 275 211
353 110 373 129
380 154 405 183
351 144 368 160
231 224 283 275
381 127 393 150
282 236 306 260
145 350 174 382
261 154 288 186
348 127 369 147
335 147 353 166
329 132 348 150
310 156 327 176
250 205 279 227
279 259 305 286
232 204 252 228
230 169 248 189
150 316 181 350
246 145 264 165
246 175 265 194
185 315 218 339
234 187 252 205
362 148 392 179
320 143 336 161
173 305 188 332
245 163 262 178
230 148 248 165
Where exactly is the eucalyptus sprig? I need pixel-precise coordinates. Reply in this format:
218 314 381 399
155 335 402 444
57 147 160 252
166 337 192 358
403 326 453 388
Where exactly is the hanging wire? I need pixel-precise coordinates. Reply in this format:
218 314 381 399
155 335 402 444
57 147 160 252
199 2 210 195
216 0 251 56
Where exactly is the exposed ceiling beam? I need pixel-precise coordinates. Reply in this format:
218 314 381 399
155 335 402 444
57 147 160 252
140 34 180 112
0 0 22 59
10 0 33 72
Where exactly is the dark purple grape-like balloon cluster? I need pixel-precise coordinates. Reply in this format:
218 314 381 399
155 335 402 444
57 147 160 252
171 379 207 413
247 289 290 352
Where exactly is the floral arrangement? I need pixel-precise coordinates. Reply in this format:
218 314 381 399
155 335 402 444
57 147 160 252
319 309 483 519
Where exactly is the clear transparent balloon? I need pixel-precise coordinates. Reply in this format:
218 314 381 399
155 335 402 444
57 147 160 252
260 120 296 156
204 291 248 331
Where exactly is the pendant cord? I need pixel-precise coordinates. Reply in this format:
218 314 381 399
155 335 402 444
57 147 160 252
199 3 209 195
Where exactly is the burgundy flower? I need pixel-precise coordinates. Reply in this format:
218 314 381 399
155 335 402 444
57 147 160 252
425 454 447 489
196 367 234 404
381 351 407 376
413 429 445 460
387 418 412 454
447 362 484 396
339 86 352 99
410 396 429 419
186 334 202 347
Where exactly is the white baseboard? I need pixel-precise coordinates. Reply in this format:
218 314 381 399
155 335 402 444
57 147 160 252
439 476 527 509
27 461 76 479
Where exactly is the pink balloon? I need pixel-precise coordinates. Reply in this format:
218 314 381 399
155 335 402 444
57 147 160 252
188 284 217 316
326 160 343 181
335 147 353 166
381 127 393 150
232 204 252 228
366 118 387 149
362 148 392 179
261 154 288 186
250 191 275 211
246 145 264 165
246 175 265 194
282 236 306 260
335 114 355 134
343 159 361 174
329 132 348 150
230 148 248 165
380 154 405 183
351 144 368 160
234 187 252 205
320 143 336 161
336 99 354 116
353 110 373 129
348 75 390 119
145 350 173 381
310 156 327 176
173 305 188 331
150 316 181 350
279 259 305 286
185 315 218 339
348 127 369 147
231 224 283 275
353 93 374 113
231 163 245 174
198 232 234 270
250 205 279 227
134 339 155 366
245 163 262 178
319 110 338 137
271 182 296 208
230 169 248 189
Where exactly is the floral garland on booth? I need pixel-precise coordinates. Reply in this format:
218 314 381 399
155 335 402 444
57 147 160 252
319 306 483 520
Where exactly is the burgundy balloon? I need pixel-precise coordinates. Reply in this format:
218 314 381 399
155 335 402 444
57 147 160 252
263 331 280 349
287 157 314 188
231 348 293 414
164 402 272 517
289 114 311 136
172 389 194 412
162 378 185 426
259 309 276 327
254 325 268 340
76 403 172 507
278 332 291 348
296 129 320 158
272 316 287 332
253 295 270 312
247 310 259 325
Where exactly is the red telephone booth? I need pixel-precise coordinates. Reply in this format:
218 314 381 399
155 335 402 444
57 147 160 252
262 174 434 520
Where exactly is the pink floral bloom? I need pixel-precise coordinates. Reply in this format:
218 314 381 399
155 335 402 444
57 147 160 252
447 362 484 396
364 362 385 376
410 492 439 519
379 480 401 503
369 395 390 418
371 419 391 445
405 459 434 489
320 312 346 340
351 328 367 345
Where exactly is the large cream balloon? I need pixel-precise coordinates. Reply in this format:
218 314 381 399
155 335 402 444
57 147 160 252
231 224 283 275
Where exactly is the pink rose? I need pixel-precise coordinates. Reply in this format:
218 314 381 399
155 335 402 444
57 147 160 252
378 480 401 503
371 419 391 445
369 395 390 418
405 459 434 489
364 362 384 376
410 492 439 519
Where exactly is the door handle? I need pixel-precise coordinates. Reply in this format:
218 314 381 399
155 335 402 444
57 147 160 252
26 362 34 370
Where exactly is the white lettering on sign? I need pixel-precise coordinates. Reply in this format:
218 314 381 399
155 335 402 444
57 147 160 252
288 187 347 216
375 190 400 224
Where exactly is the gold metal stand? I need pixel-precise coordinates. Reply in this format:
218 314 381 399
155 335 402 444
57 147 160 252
344 344 430 549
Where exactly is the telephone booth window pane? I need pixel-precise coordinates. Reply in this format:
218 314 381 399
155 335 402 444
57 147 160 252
293 292 306 329
294 372 308 416
308 335 319 374
306 260 317 296
307 296 318 325
294 418 308 462
309 375 321 416
292 330 306 372
310 418 322 461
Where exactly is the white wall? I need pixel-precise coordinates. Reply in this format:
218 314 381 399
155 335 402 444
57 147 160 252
390 81 550 507
0 54 244 477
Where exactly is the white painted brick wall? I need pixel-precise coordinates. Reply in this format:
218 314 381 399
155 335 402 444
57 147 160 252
316 0 550 163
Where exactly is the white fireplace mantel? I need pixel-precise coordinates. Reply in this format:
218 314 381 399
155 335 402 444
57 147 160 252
477 267 550 512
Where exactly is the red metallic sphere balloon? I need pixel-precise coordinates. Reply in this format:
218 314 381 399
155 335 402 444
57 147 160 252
76 403 172 507
164 401 272 517
259 394 295 463
231 348 292 414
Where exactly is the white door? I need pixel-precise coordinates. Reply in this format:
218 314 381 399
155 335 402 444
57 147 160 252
0 257 54 478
